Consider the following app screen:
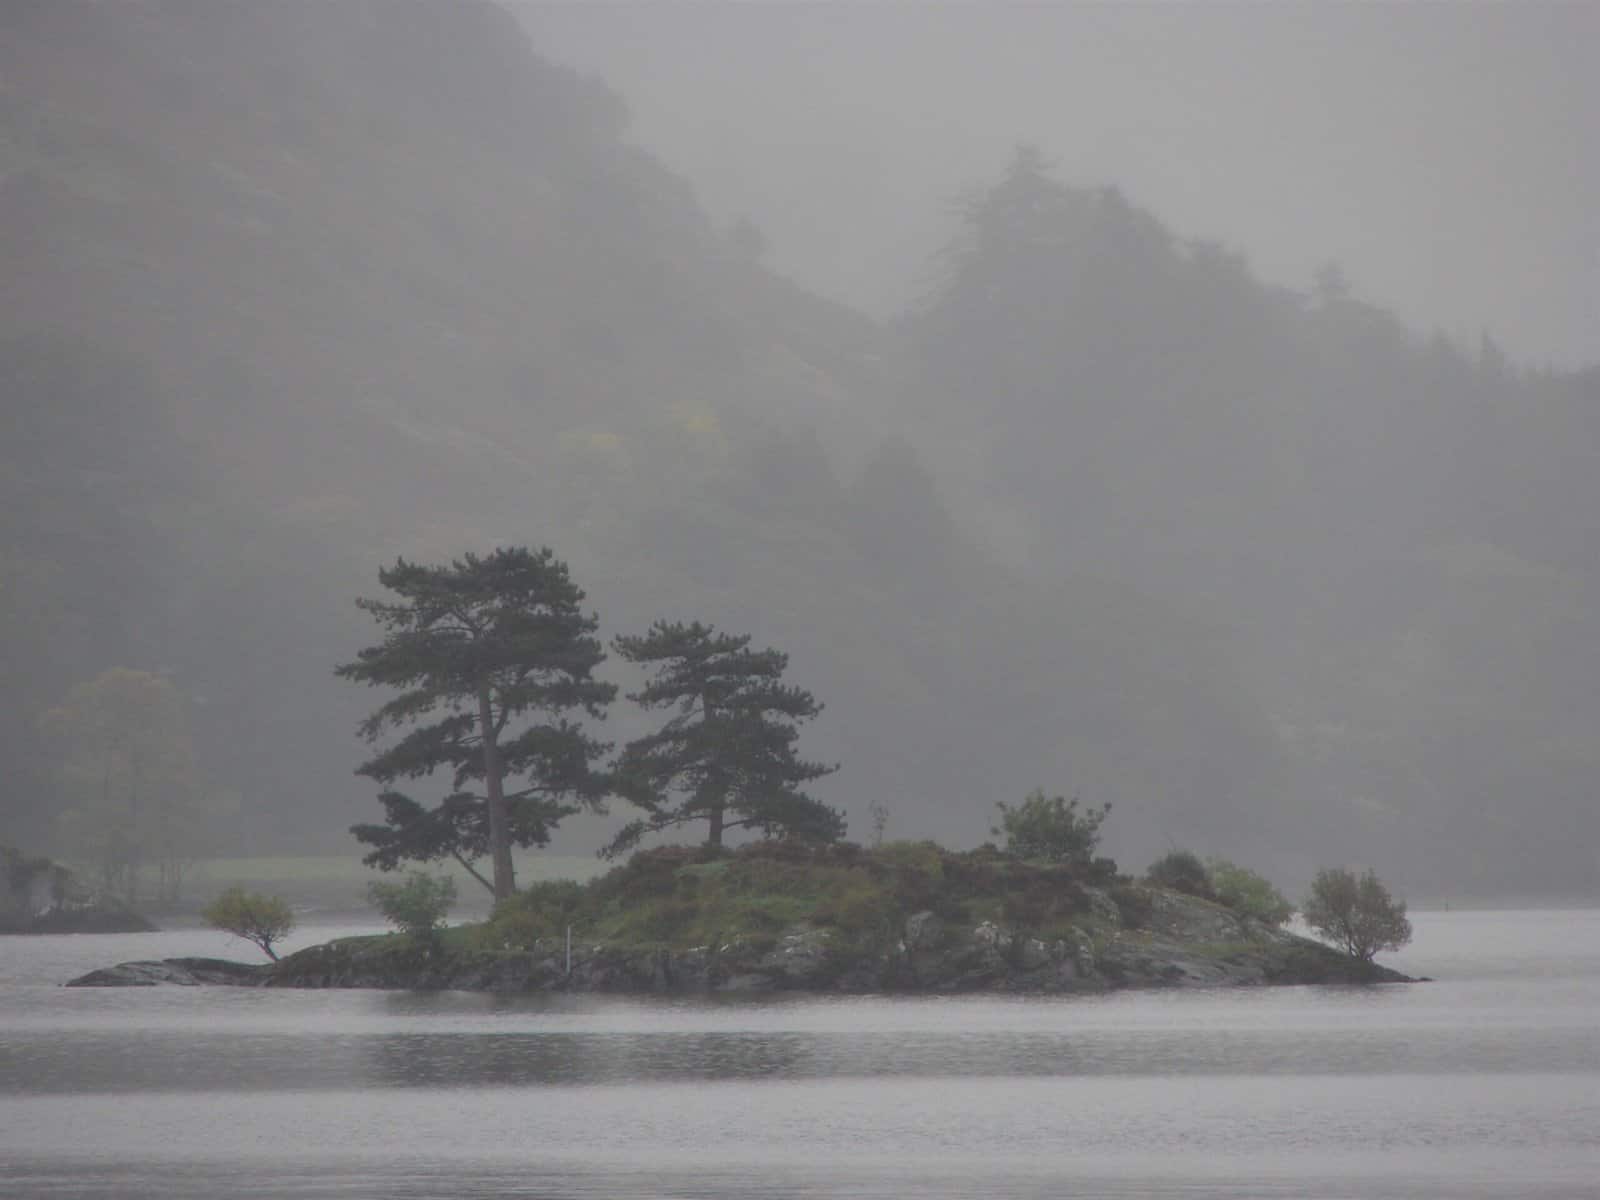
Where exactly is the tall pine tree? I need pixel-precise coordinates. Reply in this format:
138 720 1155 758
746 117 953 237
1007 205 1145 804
337 548 614 899
605 621 842 856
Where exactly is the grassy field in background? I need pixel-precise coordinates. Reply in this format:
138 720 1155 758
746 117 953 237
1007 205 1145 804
187 853 602 916
198 854 601 884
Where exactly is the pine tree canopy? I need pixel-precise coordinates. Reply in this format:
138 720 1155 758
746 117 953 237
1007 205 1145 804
605 620 842 856
336 547 614 898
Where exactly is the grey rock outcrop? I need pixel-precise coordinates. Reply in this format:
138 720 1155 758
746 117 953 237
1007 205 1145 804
67 957 268 987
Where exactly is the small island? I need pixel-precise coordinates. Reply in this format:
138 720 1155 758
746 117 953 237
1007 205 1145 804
67 558 1414 994
68 840 1409 992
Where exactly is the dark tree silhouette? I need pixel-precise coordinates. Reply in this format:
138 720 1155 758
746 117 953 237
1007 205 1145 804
605 621 842 856
337 548 614 899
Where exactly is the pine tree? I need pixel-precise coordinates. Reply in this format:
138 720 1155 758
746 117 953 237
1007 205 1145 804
605 621 842 856
336 548 614 899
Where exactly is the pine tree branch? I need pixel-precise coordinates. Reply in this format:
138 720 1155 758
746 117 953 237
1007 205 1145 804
451 849 495 896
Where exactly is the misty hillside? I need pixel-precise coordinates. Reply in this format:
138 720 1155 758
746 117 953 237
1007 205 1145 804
1 0 888 852
901 150 1600 892
3 1 1596 895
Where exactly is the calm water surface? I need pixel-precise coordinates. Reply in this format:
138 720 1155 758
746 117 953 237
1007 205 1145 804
2 910 1598 1197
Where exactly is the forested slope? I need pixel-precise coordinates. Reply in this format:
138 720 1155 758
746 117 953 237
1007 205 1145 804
900 151 1600 891
3 2 1595 893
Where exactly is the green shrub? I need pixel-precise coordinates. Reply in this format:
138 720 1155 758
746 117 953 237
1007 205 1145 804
874 839 945 873
509 878 587 921
1108 882 1154 929
1205 858 1293 925
941 851 1002 894
1145 850 1214 899
479 906 546 951
1302 867 1412 961
992 789 1111 868
598 846 704 900
486 879 588 949
618 895 700 943
813 880 892 934
1000 880 1053 934
202 887 295 961
875 840 946 911
367 872 456 945
736 838 851 866
1085 856 1120 886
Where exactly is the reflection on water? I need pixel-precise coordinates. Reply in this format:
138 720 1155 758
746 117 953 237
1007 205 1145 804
2 910 1598 1198
6 1020 1600 1094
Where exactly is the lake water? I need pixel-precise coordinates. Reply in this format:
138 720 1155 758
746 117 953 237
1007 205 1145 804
2 909 1598 1198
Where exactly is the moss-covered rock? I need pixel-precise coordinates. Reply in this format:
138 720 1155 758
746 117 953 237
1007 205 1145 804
67 957 266 987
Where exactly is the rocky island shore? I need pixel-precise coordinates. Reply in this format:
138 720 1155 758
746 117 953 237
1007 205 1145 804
68 842 1410 992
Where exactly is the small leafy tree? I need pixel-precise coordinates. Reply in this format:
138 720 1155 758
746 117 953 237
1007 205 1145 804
991 789 1110 869
1302 867 1412 961
1206 857 1293 925
202 887 295 961
1145 849 1214 899
367 872 457 945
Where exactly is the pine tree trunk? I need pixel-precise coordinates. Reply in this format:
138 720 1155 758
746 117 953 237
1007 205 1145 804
478 685 516 900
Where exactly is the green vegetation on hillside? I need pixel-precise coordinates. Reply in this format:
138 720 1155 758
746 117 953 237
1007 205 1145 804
1206 858 1294 925
486 840 1101 960
259 834 1410 994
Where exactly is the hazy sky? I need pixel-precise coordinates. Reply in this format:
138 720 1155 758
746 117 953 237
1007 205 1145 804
521 2 1598 370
